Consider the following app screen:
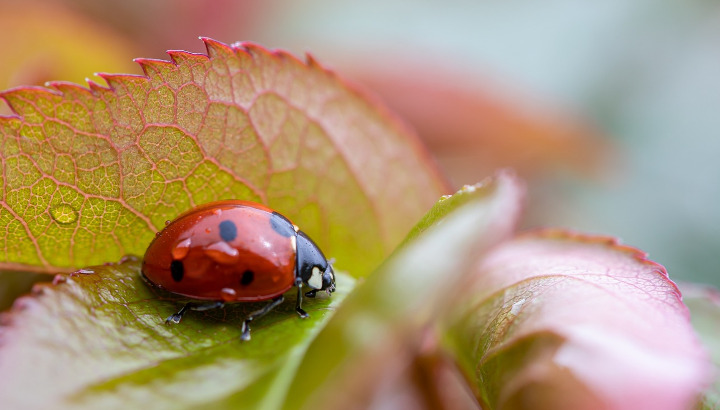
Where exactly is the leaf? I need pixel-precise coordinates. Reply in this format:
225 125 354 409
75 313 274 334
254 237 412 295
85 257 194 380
0 258 354 409
450 230 711 410
274 172 525 409
401 169 524 245
0 38 448 277
681 282 720 409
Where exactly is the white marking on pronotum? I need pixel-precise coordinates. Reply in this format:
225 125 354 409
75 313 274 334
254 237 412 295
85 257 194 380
293 224 299 233
290 235 297 252
308 266 322 289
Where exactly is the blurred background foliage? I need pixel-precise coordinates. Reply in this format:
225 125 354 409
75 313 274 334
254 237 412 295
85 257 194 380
1 0 718 287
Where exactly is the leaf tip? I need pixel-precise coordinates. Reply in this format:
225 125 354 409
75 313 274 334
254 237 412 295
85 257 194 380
43 81 92 96
200 36 232 58
233 41 273 62
305 52 322 68
166 48 208 67
86 78 106 92
133 57 173 78
0 85 64 118
94 72 146 90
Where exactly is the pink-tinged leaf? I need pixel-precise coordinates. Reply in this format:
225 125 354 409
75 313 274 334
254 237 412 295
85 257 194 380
0 39 449 277
451 230 711 410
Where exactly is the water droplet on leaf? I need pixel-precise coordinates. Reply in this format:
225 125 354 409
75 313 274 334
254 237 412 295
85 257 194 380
50 204 78 225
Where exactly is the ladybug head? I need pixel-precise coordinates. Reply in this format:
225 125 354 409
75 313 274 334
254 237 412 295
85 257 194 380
321 263 336 295
297 231 336 295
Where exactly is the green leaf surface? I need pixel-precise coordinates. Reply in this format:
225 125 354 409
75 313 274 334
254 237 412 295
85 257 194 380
0 258 354 409
401 170 523 245
275 172 525 409
682 282 720 409
450 230 711 409
0 38 448 277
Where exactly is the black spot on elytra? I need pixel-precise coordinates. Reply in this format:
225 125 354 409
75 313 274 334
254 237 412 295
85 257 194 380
270 212 295 237
219 220 237 242
240 270 254 286
170 260 184 282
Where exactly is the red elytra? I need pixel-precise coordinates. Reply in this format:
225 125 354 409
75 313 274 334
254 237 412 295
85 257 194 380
143 201 312 301
141 200 336 340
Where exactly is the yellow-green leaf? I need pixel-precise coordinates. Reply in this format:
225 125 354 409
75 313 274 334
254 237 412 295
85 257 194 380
0 39 448 277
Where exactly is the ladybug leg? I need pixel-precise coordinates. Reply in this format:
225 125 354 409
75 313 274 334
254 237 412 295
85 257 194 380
165 303 193 324
294 277 309 319
165 301 225 324
241 296 284 341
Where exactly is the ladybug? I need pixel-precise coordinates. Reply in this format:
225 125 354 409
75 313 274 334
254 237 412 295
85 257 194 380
141 200 336 341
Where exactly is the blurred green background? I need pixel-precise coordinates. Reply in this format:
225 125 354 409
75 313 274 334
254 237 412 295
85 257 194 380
2 0 719 287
